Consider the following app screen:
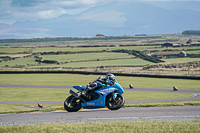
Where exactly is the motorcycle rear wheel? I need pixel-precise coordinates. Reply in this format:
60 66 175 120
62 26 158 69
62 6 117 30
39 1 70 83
64 95 82 112
106 94 125 110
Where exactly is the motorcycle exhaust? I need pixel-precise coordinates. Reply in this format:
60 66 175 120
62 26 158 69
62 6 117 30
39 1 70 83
69 89 86 103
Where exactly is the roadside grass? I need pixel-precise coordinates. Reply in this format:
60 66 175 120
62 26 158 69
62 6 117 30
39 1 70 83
1 100 200 114
0 86 194 113
0 88 193 102
0 74 199 114
0 74 199 89
124 91 194 101
0 104 63 114
0 104 36 113
0 88 69 102
117 76 200 90
1 121 200 133
124 100 200 107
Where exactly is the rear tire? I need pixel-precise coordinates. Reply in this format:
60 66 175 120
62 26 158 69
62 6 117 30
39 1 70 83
106 94 125 110
64 95 82 112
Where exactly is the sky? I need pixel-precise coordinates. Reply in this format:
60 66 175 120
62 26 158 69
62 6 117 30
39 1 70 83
0 0 200 25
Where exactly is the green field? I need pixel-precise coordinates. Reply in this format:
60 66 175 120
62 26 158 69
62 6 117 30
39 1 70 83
1 121 200 133
0 57 37 67
40 53 134 62
33 47 110 53
5 45 198 54
147 46 200 53
0 87 193 113
186 50 200 54
29 58 151 68
0 73 199 113
0 35 200 74
162 57 200 63
0 48 32 53
32 45 159 53
0 74 199 89
1 53 199 68
0 86 194 113
0 88 193 103
1 45 199 54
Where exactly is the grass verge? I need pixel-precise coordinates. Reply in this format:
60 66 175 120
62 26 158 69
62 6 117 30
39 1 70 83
0 88 193 102
124 100 200 107
1 100 199 114
1 121 200 133
0 74 200 89
0 106 64 114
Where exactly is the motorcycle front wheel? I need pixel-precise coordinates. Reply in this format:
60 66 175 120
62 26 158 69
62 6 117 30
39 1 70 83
106 94 125 110
64 95 82 112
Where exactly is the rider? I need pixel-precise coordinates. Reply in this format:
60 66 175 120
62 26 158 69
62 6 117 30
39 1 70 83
86 74 116 92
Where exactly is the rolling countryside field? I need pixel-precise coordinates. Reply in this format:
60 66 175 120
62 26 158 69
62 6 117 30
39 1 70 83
0 34 200 76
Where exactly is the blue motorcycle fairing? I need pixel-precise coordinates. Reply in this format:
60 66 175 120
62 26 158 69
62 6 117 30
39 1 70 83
112 82 124 94
73 81 124 108
96 86 117 96
81 86 118 108
81 93 105 108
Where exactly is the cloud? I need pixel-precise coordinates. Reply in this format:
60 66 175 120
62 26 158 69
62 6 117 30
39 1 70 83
135 0 200 2
0 0 116 24
0 0 199 24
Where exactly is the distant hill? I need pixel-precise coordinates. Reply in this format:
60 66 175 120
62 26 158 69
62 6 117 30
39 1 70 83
0 23 49 39
1 1 200 39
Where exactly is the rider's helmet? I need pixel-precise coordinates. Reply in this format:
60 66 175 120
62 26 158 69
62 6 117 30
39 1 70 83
106 74 115 85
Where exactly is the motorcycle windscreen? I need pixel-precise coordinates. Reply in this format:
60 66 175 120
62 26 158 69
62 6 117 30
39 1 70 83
73 86 86 91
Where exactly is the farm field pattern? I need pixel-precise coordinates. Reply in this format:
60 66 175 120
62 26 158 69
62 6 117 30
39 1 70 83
0 34 200 77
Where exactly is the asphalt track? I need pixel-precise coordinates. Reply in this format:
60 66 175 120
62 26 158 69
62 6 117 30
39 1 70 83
0 85 200 126
1 106 200 126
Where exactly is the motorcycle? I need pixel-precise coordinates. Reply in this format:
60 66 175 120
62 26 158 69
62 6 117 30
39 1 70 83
64 79 125 112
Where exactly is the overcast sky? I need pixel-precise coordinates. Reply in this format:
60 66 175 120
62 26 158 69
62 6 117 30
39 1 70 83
0 0 199 24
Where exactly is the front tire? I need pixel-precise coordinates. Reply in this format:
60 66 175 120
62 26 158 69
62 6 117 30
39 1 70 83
106 94 125 110
64 95 82 112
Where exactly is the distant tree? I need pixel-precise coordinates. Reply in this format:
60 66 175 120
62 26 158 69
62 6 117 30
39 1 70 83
182 30 200 35
96 34 105 37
